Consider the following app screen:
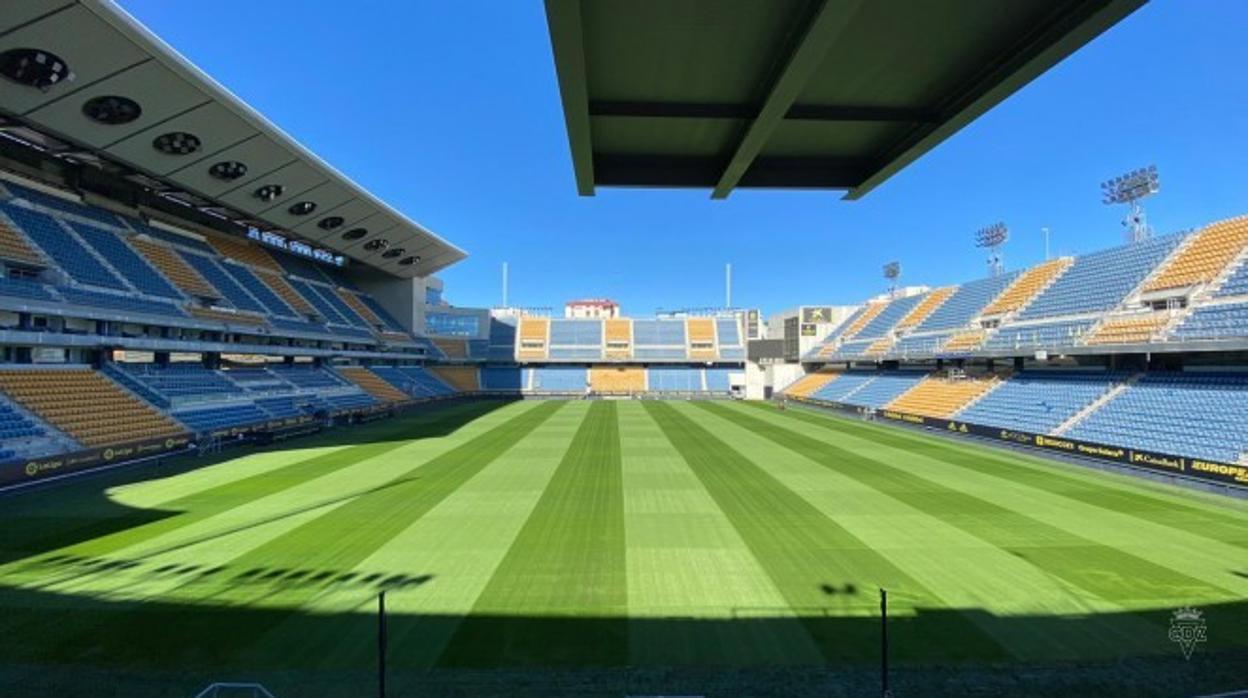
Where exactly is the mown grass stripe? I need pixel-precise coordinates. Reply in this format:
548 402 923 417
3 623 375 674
438 401 627 668
760 401 1248 547
616 401 822 666
0 400 515 569
701 402 1248 651
28 401 565 668
644 400 1009 664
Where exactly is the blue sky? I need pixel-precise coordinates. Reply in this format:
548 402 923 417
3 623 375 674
118 1 1248 317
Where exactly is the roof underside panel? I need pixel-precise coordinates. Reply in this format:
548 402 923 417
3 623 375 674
0 0 465 278
547 0 1145 199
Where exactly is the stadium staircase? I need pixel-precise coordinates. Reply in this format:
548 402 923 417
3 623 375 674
1052 373 1140 435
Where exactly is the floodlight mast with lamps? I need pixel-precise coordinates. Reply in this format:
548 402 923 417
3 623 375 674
883 261 901 297
974 222 1009 277
1101 165 1159 243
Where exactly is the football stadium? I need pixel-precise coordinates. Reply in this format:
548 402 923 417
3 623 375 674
1 1 1246 696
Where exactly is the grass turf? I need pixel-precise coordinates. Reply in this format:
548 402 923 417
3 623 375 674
1 398 1246 696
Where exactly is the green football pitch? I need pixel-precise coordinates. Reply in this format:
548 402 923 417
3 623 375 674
2 399 1246 697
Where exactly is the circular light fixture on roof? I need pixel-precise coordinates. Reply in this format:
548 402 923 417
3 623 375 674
152 131 201 156
288 201 316 216
381 248 405 259
363 238 390 252
317 216 344 230
82 95 141 125
253 184 285 202
398 255 420 266
209 160 248 181
0 48 73 91
341 228 367 241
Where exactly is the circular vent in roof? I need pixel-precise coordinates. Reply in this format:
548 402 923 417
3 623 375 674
153 131 201 155
0 48 73 91
341 228 367 241
82 95 141 125
253 184 285 202
363 238 390 252
381 248 405 259
288 201 316 216
318 216 344 230
398 255 420 266
209 160 248 181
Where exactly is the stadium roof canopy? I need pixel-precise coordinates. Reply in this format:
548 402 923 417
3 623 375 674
545 0 1144 200
0 1 465 278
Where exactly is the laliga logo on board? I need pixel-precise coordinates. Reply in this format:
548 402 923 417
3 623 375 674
1167 606 1207 659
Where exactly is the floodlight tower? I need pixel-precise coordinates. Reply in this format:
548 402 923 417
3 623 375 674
1101 165 1159 243
882 261 901 297
974 222 1009 277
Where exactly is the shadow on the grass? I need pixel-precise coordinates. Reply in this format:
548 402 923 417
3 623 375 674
0 581 1245 698
0 398 517 566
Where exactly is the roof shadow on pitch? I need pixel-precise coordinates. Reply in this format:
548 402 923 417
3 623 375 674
0 398 515 567
0 581 1243 697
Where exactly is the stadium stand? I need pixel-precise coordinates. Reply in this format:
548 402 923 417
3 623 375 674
180 252 267 314
59 288 185 318
0 276 55 302
686 318 717 359
956 371 1125 435
783 372 839 398
838 302 887 340
837 371 928 409
517 317 550 359
940 330 988 353
0 218 45 267
174 403 270 433
0 368 182 447
430 366 479 392
590 366 645 393
220 263 296 318
984 319 1095 351
187 306 268 327
896 287 956 329
288 277 348 325
1065 372 1248 463
915 272 1021 332
1169 302 1248 341
885 374 1002 419
259 271 316 315
704 367 733 393
480 366 524 391
893 332 951 356
980 258 1072 316
433 338 469 359
115 363 242 401
809 372 879 403
206 234 284 275
1086 313 1171 345
69 223 182 300
647 366 702 392
1215 259 1248 298
1017 234 1185 320
2 204 126 290
0 394 60 463
2 181 122 229
337 366 409 403
339 290 385 327
527 366 587 392
1144 216 1248 292
128 237 221 300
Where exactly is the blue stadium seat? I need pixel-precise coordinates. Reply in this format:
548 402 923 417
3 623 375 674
174 403 268 432
59 287 185 318
956 371 1124 434
838 372 927 408
1017 234 1185 320
526 366 587 392
119 363 243 399
811 372 878 403
481 366 523 390
916 272 1021 332
1170 302 1248 341
648 367 702 392
128 221 217 255
178 252 266 314
71 223 181 299
1215 263 1248 298
632 320 685 345
1066 372 1248 463
3 204 126 290
0 276 55 301
287 277 347 324
985 319 1095 350
853 294 924 339
549 319 603 345
704 367 733 392
219 262 295 317
4 181 123 229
